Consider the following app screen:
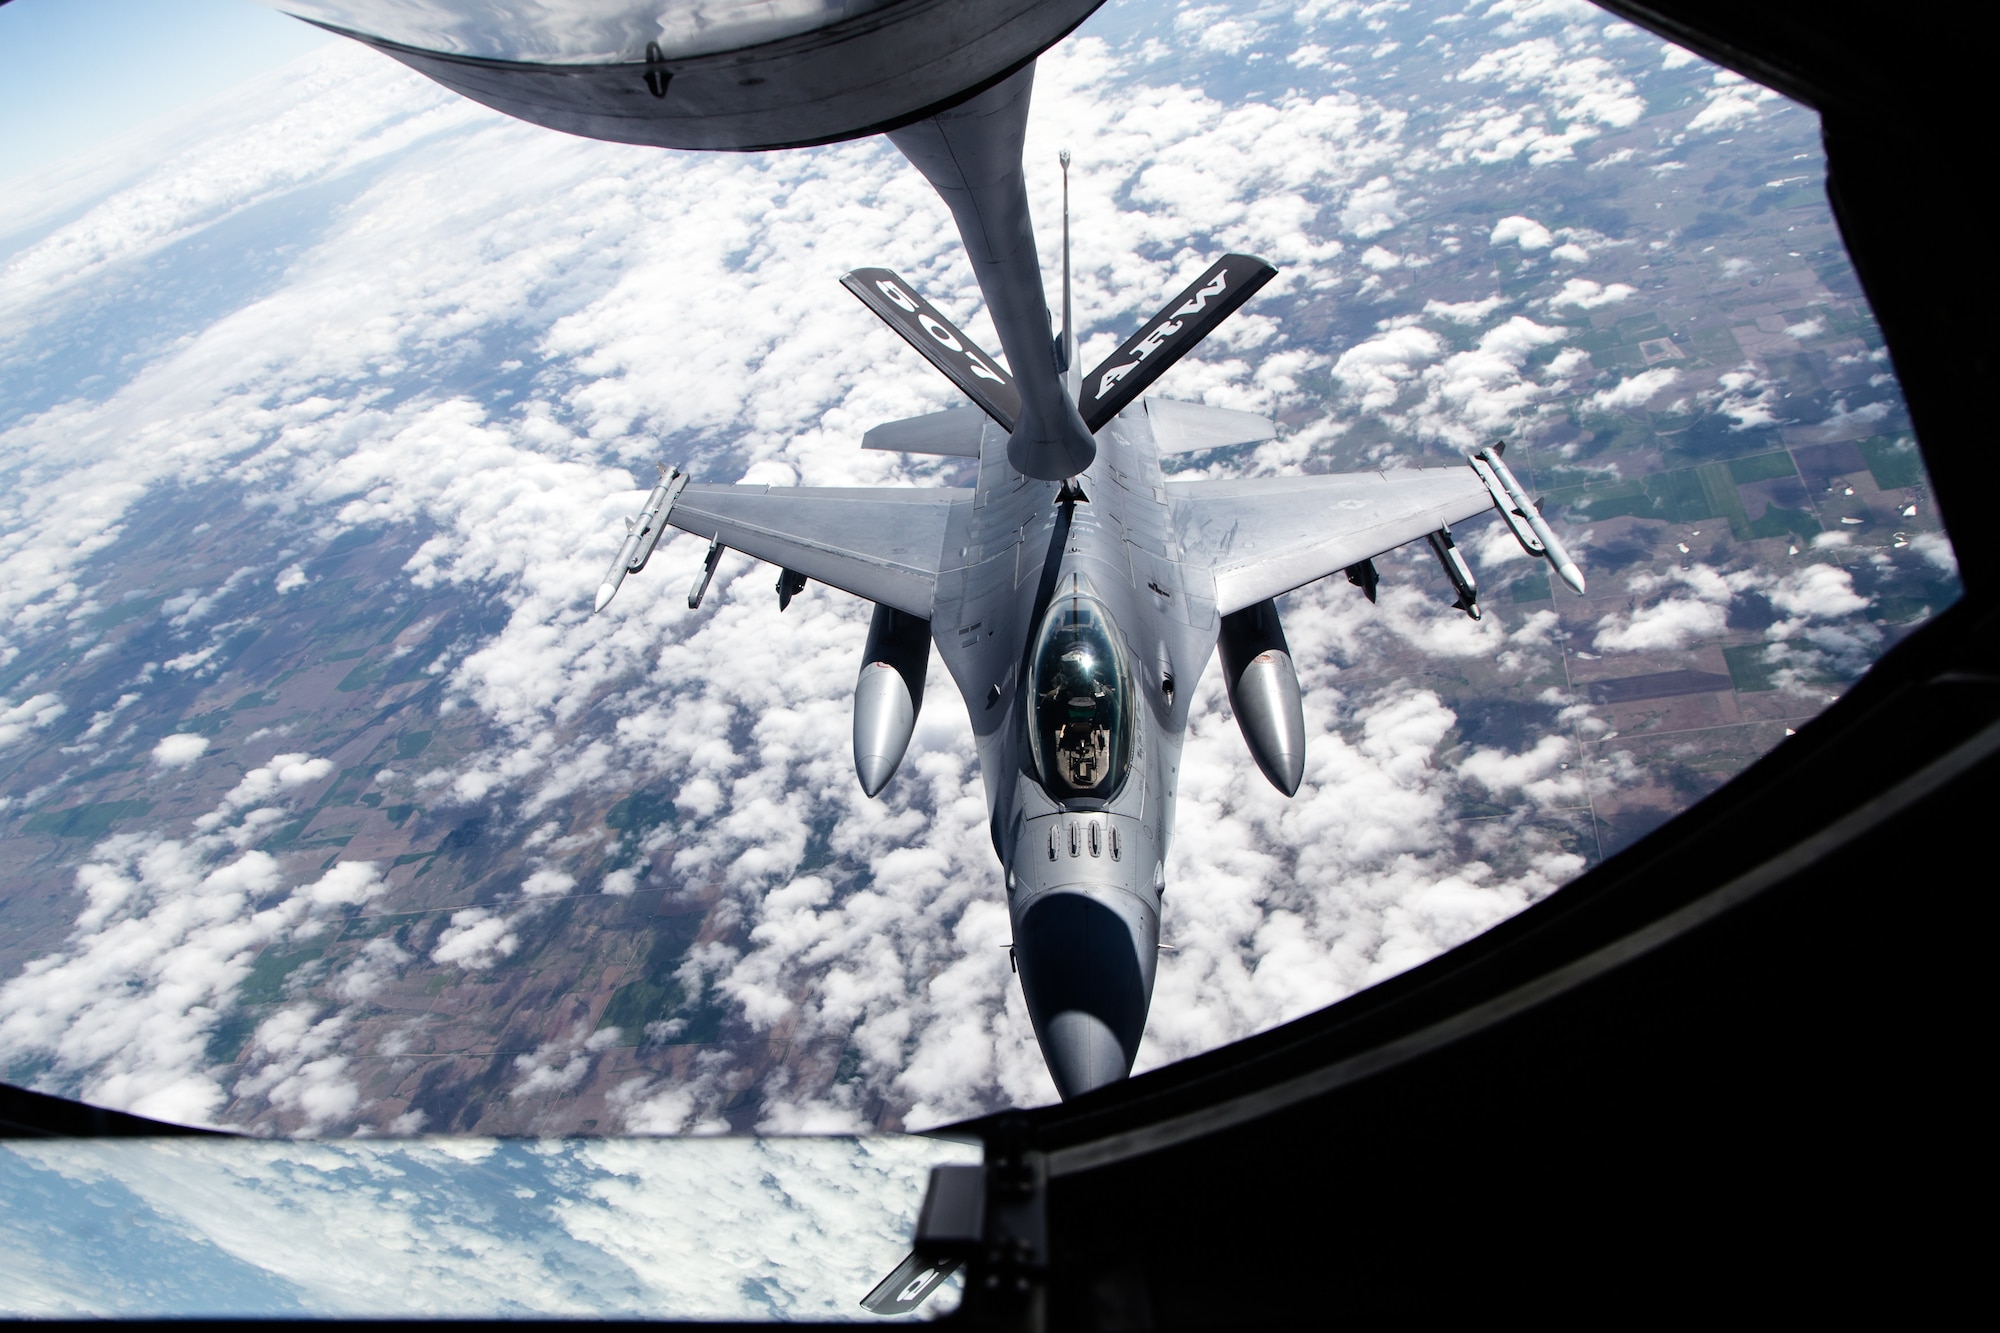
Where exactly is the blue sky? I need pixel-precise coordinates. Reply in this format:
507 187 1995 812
0 0 332 184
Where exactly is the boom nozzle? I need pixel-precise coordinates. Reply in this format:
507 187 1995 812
888 68 1096 481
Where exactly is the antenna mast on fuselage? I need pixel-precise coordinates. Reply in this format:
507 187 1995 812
1059 147 1078 398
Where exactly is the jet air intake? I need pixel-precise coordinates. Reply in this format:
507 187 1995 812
1218 599 1306 797
853 603 930 797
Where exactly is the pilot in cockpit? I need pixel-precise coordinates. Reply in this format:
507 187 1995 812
1029 590 1133 800
1045 647 1113 788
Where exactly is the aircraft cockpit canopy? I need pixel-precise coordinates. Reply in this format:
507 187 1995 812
1028 592 1133 801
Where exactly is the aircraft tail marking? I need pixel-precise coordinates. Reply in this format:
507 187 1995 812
1078 253 1276 432
842 267 1021 431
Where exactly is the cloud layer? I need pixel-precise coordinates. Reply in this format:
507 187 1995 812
0 0 1948 1137
2 1134 971 1317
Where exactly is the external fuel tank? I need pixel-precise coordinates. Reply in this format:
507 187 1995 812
1217 598 1307 796
853 602 930 797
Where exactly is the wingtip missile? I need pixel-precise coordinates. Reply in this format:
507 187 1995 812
589 465 686 613
1471 445 1585 596
1552 555 1587 596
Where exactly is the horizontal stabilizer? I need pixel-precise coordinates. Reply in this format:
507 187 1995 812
1143 398 1276 454
1080 253 1277 431
842 268 1020 431
862 406 989 458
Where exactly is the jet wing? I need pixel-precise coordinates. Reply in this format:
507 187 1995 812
1170 468 1494 616
665 484 966 619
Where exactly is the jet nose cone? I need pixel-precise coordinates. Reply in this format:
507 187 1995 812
1042 1009 1133 1100
1014 889 1157 1101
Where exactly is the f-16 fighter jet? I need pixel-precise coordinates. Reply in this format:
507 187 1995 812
594 68 1585 1099
289 0 1583 1099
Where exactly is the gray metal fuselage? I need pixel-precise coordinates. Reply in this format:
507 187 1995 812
887 65 1214 1099
932 412 1212 1100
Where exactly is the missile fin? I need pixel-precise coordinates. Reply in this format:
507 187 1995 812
1344 558 1380 604
776 568 807 611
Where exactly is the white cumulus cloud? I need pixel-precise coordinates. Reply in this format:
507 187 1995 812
1687 71 1781 133
1446 36 1643 166
1491 214 1554 250
1547 277 1635 309
431 909 522 971
0 757 368 1127
1405 315 1570 445
151 733 209 769
1591 368 1679 411
0 692 66 748
1593 564 1735 653
1338 175 1405 239
1423 296 1506 325
1332 324 1444 412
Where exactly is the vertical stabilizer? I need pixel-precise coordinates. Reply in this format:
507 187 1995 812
888 66 1096 481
